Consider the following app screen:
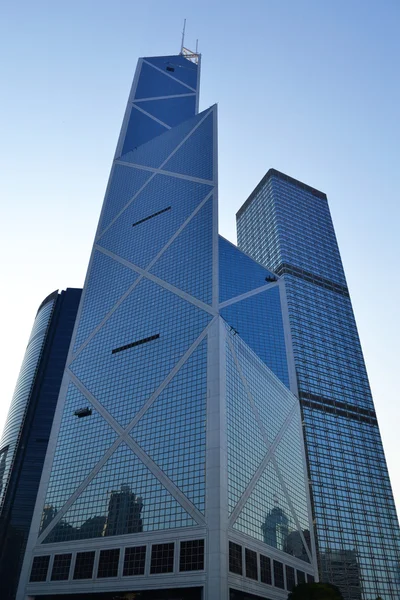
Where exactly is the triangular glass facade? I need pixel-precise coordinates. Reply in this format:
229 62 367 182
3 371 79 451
21 52 318 600
42 443 196 544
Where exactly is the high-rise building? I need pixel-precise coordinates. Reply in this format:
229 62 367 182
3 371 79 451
236 169 400 599
0 288 82 600
17 53 317 600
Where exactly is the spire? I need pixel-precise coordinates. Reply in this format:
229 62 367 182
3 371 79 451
179 18 200 64
180 18 186 54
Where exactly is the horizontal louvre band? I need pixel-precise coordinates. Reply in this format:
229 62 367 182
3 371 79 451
112 334 160 355
300 392 377 425
276 262 349 297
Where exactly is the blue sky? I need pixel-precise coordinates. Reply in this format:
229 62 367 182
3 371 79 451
1 0 399 513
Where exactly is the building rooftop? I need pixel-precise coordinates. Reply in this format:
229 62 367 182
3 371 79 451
236 168 327 219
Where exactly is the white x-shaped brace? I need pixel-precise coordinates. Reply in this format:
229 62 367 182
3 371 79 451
37 270 279 545
37 218 217 543
226 333 313 564
39 108 219 544
38 102 283 546
37 264 280 544
123 58 198 136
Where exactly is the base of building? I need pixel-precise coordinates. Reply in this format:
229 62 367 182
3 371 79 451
34 588 203 600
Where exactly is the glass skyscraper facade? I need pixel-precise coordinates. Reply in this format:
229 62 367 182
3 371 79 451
236 169 400 599
17 55 316 600
0 288 81 600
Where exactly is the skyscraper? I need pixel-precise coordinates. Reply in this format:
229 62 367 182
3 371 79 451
17 53 317 600
0 288 82 600
236 169 400 599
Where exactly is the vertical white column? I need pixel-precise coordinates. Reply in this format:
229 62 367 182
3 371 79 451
205 318 228 600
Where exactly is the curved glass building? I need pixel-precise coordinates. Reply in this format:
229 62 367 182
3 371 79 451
0 288 81 600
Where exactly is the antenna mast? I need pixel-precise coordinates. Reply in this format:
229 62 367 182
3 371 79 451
179 19 200 64
180 18 186 54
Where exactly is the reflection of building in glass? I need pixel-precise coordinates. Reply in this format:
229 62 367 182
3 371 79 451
0 289 81 600
237 169 400 598
284 530 311 563
40 505 57 533
320 550 362 600
80 516 107 539
104 485 143 536
261 504 289 550
18 51 318 600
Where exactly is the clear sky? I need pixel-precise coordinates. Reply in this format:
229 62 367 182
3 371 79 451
1 0 399 515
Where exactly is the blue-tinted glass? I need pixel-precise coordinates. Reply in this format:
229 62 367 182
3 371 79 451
219 236 277 303
150 197 213 304
273 415 310 534
237 339 293 444
98 165 153 234
43 442 195 543
119 110 209 170
135 61 192 100
233 460 309 563
236 170 400 598
221 287 289 387
269 177 346 286
121 106 168 155
132 339 207 512
0 299 55 508
98 175 213 270
70 279 212 427
0 289 81 600
73 250 138 352
286 276 373 410
40 383 118 532
144 55 198 89
227 328 311 563
226 341 267 512
135 95 196 129
162 111 214 180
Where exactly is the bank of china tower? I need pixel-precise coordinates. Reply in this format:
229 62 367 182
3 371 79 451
20 51 332 600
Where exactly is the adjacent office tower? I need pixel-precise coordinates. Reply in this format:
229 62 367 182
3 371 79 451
236 169 400 599
18 53 317 600
0 288 82 600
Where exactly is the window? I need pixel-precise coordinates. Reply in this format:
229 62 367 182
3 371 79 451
123 546 146 576
229 542 242 575
112 334 160 355
286 565 295 591
297 569 306 584
30 556 50 582
180 539 204 571
273 560 284 589
132 206 171 227
307 573 315 583
97 548 120 578
73 551 95 580
245 548 257 580
260 554 272 584
51 553 72 581
150 543 174 574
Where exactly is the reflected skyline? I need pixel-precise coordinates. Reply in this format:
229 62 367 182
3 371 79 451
104 484 143 536
261 504 288 550
261 500 311 563
320 550 362 600
41 486 144 543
